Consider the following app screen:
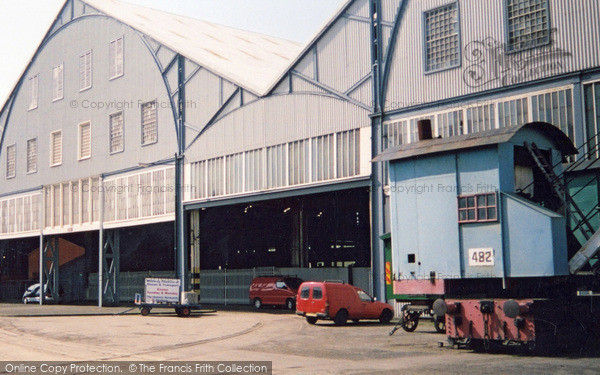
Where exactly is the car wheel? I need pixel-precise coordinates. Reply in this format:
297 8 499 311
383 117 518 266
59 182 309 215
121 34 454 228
352 319 360 323
253 298 262 309
379 309 393 324
286 298 295 310
306 316 318 325
334 309 348 326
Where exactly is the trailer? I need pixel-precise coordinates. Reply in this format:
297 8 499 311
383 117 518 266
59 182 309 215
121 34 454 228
376 121 600 351
134 278 202 318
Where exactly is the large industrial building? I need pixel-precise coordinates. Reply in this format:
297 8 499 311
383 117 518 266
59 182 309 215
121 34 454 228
0 0 599 308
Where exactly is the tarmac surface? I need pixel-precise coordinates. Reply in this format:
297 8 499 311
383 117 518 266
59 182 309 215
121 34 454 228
1 303 600 374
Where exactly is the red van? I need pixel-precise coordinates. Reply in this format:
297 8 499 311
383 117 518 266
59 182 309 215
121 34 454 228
296 281 394 325
249 276 303 310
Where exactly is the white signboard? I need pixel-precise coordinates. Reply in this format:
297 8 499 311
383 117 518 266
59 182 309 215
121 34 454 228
468 248 495 267
145 278 180 304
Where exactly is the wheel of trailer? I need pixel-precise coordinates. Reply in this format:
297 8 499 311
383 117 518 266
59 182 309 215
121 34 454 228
286 298 295 311
334 309 348 326
434 315 446 333
253 298 262 309
400 311 419 332
179 307 191 318
140 307 150 316
306 316 318 325
379 309 393 324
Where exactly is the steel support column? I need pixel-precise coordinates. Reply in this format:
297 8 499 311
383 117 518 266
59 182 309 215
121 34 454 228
176 54 187 292
102 230 120 305
42 236 60 303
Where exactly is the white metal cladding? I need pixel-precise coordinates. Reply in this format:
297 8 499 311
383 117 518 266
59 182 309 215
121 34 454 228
186 128 369 203
103 166 175 227
0 192 41 239
384 0 600 111
348 0 370 18
316 17 372 94
290 76 328 95
0 15 178 196
381 0 401 23
186 94 371 162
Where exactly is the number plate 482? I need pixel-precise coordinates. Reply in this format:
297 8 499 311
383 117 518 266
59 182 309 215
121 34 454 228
468 248 495 266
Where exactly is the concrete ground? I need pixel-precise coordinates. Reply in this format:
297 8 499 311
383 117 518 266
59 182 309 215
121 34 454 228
1 303 599 375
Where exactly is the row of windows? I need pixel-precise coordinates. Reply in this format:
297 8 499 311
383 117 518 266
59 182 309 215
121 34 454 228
423 0 550 73
5 100 157 179
383 87 574 149
188 129 363 200
28 37 123 110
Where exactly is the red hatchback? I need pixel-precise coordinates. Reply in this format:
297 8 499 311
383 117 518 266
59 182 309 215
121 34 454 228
296 281 394 325
249 276 303 310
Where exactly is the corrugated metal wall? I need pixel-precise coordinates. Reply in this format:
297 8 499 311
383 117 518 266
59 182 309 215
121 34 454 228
384 0 600 111
186 94 370 162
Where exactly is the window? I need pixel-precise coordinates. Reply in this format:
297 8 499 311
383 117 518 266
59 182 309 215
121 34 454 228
267 144 286 189
424 2 461 72
109 37 124 79
109 111 124 153
289 139 309 185
498 97 528 128
458 193 498 223
29 74 38 110
531 88 574 140
79 50 92 91
141 101 158 145
466 104 495 133
505 0 551 52
51 131 62 166
300 286 310 299
312 287 323 300
337 130 360 178
6 144 16 179
53 64 64 101
207 157 224 197
584 82 600 159
312 134 334 182
79 122 91 160
26 138 37 174
225 153 243 194
437 110 464 138
383 120 409 149
245 149 264 192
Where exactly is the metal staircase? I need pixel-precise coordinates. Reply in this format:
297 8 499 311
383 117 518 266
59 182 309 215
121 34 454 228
523 141 600 274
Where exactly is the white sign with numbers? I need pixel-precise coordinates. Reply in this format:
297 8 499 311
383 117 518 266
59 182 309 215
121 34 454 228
468 248 495 266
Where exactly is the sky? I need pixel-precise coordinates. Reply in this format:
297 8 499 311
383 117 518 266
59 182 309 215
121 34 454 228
0 0 345 106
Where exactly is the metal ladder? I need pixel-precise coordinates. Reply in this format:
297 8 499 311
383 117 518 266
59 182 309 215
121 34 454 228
524 142 596 241
524 142 600 273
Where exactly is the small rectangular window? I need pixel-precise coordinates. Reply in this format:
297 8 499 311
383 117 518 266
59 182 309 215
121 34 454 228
51 131 62 167
312 287 323 300
109 111 124 153
79 122 92 160
141 101 158 145
300 286 310 299
53 64 64 101
29 74 39 110
506 0 551 52
109 37 124 79
458 193 498 223
26 138 37 174
6 144 16 179
424 2 461 72
79 50 92 91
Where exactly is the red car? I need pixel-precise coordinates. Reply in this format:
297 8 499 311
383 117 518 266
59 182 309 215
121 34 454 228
249 276 303 310
296 281 394 325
